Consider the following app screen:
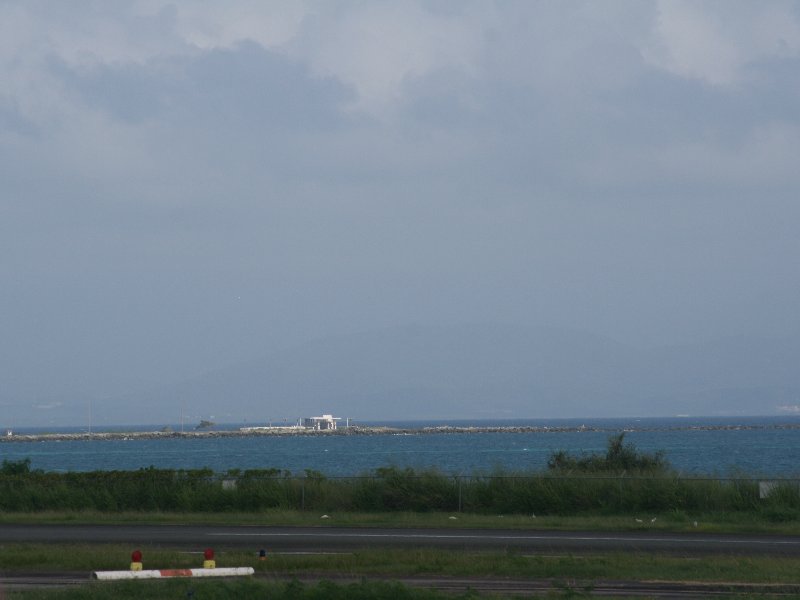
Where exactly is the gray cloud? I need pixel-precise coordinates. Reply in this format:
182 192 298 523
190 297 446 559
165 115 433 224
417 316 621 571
2 1 800 425
59 41 352 129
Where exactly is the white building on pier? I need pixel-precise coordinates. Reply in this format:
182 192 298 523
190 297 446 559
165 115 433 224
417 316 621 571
302 414 340 430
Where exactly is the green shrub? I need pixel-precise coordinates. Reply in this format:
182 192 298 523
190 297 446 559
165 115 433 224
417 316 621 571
1 456 799 518
1 458 33 475
547 433 668 474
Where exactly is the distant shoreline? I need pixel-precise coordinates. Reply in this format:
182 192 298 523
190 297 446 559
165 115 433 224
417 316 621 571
3 422 800 443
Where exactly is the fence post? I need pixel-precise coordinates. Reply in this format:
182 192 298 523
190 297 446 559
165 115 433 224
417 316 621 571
301 481 305 511
458 476 462 512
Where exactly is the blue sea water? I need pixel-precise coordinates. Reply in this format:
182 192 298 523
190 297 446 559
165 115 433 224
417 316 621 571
2 416 800 477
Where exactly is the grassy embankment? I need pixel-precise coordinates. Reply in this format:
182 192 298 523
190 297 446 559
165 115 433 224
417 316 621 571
1 434 799 531
4 579 480 600
2 544 800 599
1 508 800 535
5 580 798 600
3 543 800 582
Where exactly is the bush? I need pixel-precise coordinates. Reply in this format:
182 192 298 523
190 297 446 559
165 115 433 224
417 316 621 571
1 458 32 475
1 455 798 518
351 467 457 512
547 433 668 474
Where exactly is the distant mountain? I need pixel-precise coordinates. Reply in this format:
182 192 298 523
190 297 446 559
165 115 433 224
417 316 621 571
101 324 800 425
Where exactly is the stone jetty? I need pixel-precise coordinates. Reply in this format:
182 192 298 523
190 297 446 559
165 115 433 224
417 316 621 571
2 422 799 443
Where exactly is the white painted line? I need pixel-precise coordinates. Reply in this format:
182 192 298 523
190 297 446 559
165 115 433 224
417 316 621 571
269 551 353 555
206 532 800 546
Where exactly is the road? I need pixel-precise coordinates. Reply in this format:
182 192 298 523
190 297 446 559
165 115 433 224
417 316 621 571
4 525 800 598
1 572 799 598
3 524 800 556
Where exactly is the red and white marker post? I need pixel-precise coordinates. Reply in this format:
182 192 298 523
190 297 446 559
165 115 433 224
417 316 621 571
93 548 254 581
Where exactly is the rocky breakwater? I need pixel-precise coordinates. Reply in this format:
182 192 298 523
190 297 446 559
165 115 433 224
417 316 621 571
0 427 397 443
3 422 799 444
0 425 585 443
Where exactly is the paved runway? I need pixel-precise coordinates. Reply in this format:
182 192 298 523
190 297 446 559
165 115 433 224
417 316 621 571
3 524 800 556
2 572 800 598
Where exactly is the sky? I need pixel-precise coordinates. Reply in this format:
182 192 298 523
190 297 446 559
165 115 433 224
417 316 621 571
2 1 800 425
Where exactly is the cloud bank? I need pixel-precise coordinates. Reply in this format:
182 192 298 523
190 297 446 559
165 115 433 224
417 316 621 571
2 1 800 424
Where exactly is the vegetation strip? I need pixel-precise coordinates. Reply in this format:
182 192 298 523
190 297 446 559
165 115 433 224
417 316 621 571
2 545 800 586
2 435 799 523
3 510 800 536
2 578 478 599
5 573 800 599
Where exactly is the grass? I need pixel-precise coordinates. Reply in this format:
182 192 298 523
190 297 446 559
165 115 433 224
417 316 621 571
2 543 800 585
3 443 800 522
3 543 800 599
3 461 799 519
1 508 800 535
7 578 797 600
4 578 478 600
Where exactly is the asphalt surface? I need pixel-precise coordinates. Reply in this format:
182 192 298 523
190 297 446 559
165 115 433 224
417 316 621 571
2 573 800 599
3 524 800 556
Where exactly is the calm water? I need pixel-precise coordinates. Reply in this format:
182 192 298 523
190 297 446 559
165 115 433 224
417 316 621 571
2 416 800 476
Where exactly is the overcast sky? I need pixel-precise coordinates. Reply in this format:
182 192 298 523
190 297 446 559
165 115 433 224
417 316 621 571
2 1 800 422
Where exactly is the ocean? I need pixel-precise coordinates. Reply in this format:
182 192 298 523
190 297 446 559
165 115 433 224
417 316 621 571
2 416 800 477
